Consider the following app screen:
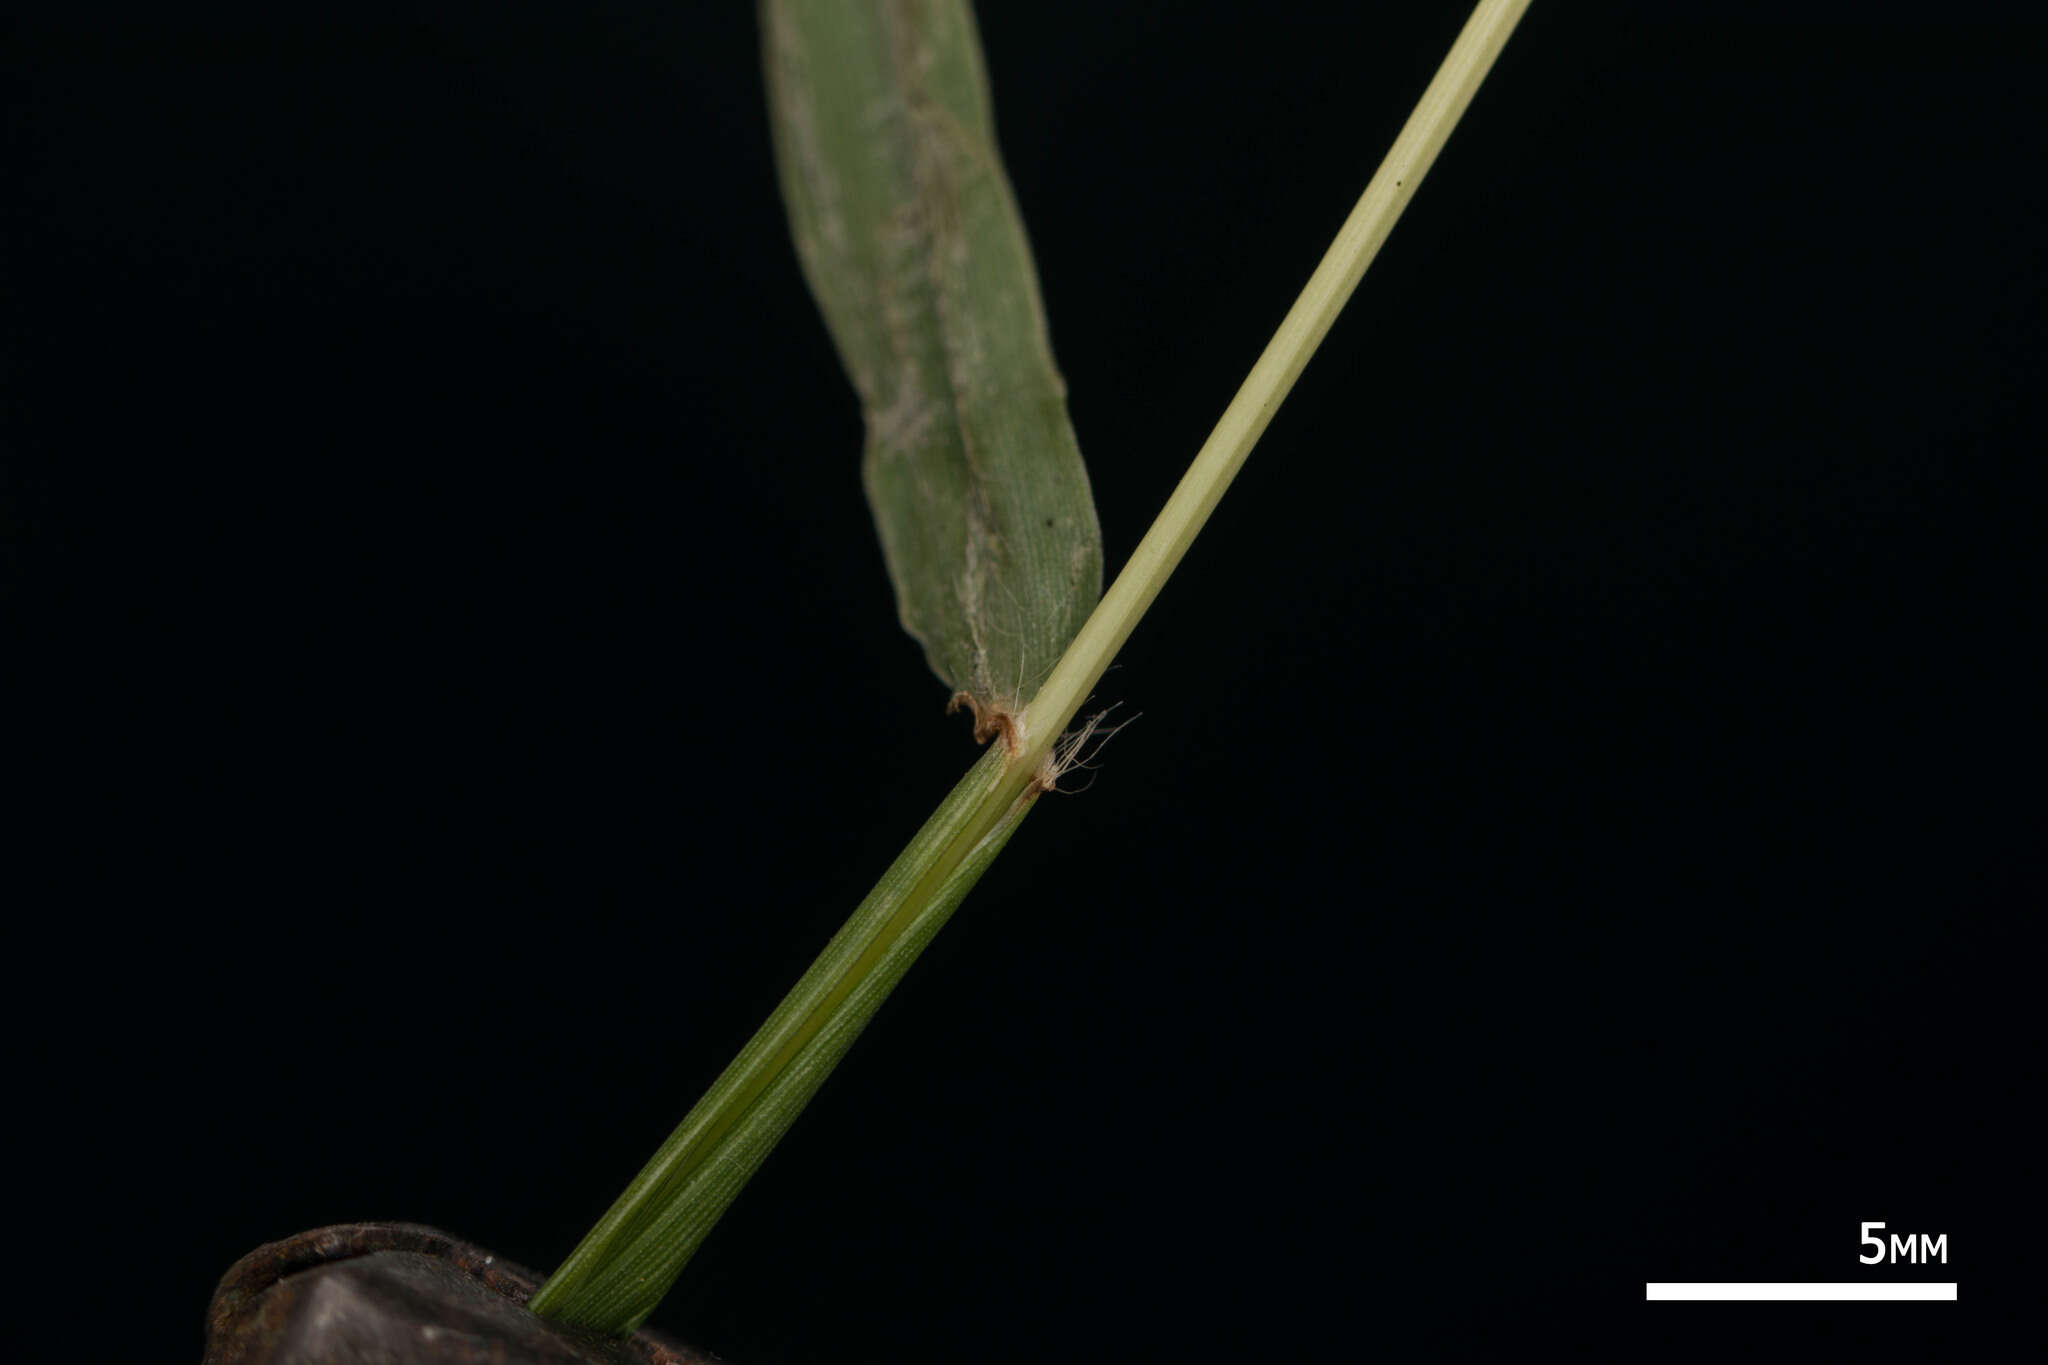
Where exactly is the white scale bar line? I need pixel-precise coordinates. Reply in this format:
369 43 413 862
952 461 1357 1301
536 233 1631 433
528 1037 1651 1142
1647 1283 1957 1301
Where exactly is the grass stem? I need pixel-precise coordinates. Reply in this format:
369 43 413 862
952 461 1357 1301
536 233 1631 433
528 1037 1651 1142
531 0 1531 1333
1018 0 1533 759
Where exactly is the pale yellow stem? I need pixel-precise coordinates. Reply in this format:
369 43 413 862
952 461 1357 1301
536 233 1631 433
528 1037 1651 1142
1017 0 1534 764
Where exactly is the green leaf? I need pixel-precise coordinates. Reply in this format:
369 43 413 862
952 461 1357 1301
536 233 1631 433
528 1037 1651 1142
763 0 1102 734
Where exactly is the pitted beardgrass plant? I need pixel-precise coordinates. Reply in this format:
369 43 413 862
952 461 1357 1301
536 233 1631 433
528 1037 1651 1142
529 0 1533 1335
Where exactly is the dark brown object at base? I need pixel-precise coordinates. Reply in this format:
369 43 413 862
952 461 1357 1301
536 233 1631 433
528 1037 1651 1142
204 1222 721 1365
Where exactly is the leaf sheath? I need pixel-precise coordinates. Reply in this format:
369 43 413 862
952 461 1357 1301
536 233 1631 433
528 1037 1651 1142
528 742 1037 1331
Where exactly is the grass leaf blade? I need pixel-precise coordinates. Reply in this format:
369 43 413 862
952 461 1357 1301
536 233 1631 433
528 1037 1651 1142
763 0 1103 727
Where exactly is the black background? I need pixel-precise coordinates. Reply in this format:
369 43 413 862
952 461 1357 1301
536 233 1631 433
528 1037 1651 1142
7 2 2039 1360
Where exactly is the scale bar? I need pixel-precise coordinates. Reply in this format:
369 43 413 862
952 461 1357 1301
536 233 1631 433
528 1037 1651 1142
1647 1283 1956 1301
